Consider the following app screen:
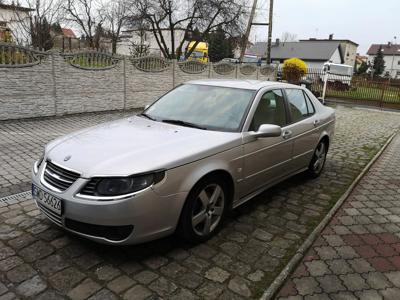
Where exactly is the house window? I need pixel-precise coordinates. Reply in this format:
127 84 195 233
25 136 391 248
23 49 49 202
398 60 400 65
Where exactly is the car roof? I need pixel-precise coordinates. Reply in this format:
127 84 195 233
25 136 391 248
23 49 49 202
186 79 300 91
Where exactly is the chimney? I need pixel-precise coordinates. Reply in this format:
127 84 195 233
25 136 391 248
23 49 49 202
329 34 334 40
275 38 280 46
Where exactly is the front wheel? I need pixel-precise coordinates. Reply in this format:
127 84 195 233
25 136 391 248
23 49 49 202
178 176 228 243
307 141 328 178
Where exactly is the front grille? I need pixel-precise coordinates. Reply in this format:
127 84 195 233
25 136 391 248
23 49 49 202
43 161 80 192
65 218 133 241
80 178 100 196
37 201 62 226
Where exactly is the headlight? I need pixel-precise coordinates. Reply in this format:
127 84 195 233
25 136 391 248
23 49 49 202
82 171 165 198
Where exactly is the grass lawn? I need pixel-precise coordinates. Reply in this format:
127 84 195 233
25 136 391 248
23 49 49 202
326 84 400 103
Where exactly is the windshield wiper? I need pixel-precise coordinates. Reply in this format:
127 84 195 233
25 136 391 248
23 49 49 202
161 119 207 130
138 113 156 121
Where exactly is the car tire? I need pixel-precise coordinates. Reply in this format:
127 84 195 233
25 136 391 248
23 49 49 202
178 175 229 243
307 140 328 178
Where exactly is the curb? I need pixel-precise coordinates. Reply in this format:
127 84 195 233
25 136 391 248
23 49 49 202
260 132 397 300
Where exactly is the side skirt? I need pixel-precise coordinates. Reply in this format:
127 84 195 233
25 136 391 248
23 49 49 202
232 167 308 209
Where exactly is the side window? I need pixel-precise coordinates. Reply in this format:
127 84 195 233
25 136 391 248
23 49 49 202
250 90 286 131
286 89 312 123
303 91 315 115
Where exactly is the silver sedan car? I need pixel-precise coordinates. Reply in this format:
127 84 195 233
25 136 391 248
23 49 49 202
31 80 335 245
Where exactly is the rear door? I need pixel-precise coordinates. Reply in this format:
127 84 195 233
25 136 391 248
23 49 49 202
283 88 320 171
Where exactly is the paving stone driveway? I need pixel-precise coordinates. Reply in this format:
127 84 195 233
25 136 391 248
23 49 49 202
276 135 400 300
0 106 399 299
0 110 139 198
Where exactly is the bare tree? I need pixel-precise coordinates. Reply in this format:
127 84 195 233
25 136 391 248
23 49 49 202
98 0 133 54
132 0 246 59
281 31 297 43
64 0 101 48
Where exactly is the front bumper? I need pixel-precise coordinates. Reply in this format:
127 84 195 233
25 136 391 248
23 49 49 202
31 164 188 245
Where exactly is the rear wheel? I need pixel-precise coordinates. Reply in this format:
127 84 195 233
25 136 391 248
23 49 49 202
178 175 228 243
307 140 327 178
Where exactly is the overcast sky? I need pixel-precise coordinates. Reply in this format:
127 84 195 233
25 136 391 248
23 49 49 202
251 0 399 55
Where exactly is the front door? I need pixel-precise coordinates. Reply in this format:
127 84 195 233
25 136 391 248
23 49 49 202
240 89 293 198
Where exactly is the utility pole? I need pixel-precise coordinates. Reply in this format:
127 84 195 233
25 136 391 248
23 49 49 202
390 36 397 79
239 0 258 62
266 0 274 64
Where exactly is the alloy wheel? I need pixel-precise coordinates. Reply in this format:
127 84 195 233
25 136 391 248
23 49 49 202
313 142 326 173
191 183 225 236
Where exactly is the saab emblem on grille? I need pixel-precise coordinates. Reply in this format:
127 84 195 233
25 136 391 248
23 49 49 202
64 155 72 162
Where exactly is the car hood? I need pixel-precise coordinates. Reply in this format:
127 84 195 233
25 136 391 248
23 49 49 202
46 116 242 177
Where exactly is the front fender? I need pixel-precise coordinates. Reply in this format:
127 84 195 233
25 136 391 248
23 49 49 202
152 145 243 197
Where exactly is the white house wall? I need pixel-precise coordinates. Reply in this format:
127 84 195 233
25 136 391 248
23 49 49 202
0 8 31 45
117 30 188 57
368 55 400 79
341 42 357 67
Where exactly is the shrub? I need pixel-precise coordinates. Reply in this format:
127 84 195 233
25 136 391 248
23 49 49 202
282 58 307 83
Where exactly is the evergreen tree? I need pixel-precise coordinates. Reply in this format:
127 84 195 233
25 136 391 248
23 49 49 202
372 46 385 76
357 61 368 75
51 23 63 35
207 26 233 62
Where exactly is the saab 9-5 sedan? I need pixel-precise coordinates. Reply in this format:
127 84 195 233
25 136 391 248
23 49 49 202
32 79 335 245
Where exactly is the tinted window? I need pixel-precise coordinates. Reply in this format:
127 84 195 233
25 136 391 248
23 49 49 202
145 84 255 132
250 90 286 130
286 89 313 123
303 91 315 115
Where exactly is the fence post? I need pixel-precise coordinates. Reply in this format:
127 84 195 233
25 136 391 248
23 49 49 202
123 56 127 110
172 59 176 87
379 80 388 109
51 52 58 115
235 63 238 79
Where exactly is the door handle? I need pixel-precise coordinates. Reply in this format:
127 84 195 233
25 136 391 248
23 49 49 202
313 119 320 126
282 130 292 139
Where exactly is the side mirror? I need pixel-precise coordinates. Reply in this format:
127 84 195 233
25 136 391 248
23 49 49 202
251 124 282 138
144 104 150 110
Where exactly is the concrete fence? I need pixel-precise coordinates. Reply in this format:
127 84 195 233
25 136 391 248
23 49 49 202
0 45 277 121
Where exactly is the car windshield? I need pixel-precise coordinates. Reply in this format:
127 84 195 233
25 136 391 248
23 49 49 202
144 84 256 131
190 51 203 58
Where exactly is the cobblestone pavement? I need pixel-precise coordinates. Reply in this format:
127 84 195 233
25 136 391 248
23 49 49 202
276 134 400 300
0 106 399 299
0 110 140 198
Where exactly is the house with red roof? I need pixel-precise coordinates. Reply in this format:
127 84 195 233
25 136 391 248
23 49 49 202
61 28 77 39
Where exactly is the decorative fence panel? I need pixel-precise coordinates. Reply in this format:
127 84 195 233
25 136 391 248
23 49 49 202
61 51 120 70
0 43 278 121
0 42 47 67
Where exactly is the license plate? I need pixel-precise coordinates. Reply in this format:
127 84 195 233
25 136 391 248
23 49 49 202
32 184 62 216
